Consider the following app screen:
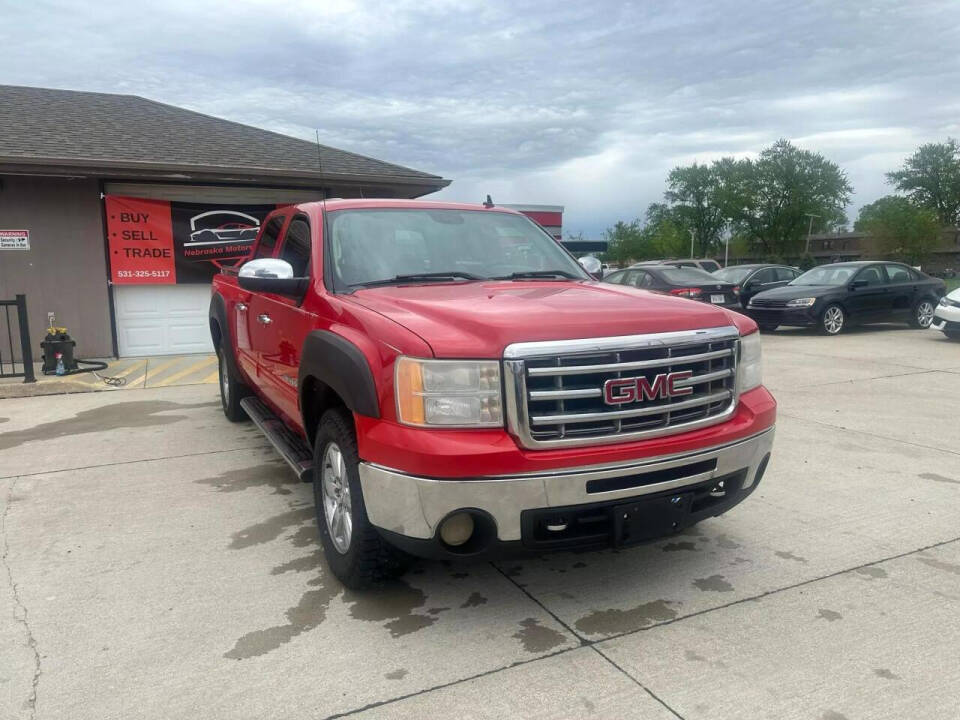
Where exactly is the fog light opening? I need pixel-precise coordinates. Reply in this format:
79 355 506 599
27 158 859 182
439 512 475 547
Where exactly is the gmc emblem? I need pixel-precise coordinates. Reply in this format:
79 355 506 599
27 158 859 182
603 370 694 405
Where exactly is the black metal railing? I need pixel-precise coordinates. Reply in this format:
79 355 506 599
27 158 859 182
0 294 36 383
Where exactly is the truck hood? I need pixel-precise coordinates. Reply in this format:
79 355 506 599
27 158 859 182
346 280 747 357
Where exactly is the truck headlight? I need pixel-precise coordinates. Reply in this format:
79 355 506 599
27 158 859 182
395 357 502 427
786 297 817 307
737 331 763 394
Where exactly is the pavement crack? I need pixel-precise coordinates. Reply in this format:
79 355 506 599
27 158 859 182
491 561 588 646
2 477 41 720
590 645 685 719
778 412 960 458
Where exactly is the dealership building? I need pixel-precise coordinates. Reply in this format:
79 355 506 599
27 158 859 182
0 85 450 358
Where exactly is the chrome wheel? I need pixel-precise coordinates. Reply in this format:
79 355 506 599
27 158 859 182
321 442 353 554
219 352 230 403
917 301 935 328
823 305 844 334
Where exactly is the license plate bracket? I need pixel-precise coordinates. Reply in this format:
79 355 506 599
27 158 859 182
613 493 693 545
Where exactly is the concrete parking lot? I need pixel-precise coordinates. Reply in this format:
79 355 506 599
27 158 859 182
2 326 958 720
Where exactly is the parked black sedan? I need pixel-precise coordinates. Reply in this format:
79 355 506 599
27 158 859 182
604 264 741 309
745 261 945 335
712 264 801 309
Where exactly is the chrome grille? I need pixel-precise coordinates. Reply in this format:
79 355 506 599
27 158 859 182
504 327 740 449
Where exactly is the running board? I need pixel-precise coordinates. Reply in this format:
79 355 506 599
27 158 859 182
240 397 314 482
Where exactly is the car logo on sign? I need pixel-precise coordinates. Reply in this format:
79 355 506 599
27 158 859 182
603 370 694 405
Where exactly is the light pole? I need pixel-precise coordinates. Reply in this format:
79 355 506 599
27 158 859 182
804 213 820 255
689 229 695 259
724 234 730 267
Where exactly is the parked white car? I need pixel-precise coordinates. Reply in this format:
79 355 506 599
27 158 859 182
931 287 960 340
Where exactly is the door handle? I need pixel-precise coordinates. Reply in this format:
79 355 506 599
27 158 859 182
257 314 272 325
237 303 248 312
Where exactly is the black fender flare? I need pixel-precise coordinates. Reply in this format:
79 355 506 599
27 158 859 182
298 331 380 419
208 293 242 379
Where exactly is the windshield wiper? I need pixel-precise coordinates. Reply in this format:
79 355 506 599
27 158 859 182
490 270 577 280
351 272 483 288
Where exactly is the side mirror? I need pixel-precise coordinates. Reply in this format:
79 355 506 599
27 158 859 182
238 258 308 296
578 256 602 278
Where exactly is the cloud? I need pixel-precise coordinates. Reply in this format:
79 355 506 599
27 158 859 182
1 0 958 236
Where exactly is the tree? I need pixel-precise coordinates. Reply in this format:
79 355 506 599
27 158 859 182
603 220 645 265
855 195 941 265
886 140 960 226
643 203 689 258
715 139 852 258
664 163 727 257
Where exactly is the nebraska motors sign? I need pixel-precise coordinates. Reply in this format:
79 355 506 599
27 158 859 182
105 195 275 284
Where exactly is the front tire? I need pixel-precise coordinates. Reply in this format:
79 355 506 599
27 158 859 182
910 299 936 328
217 346 250 422
313 408 410 589
820 303 845 335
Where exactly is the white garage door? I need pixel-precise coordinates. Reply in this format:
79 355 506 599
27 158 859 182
114 285 213 357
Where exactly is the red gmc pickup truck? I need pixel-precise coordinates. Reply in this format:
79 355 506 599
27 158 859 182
210 199 776 588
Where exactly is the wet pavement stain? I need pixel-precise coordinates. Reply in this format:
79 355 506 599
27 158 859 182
460 591 488 608
775 550 808 563
512 618 568 653
0 400 218 451
427 607 450 615
873 668 901 680
344 581 436 638
195 462 296 496
662 541 698 552
0 416 8 423
385 669 408 680
919 472 960 485
821 712 850 720
716 534 741 549
224 581 340 660
855 566 887 580
270 552 323 575
918 557 960 575
502 565 524 577
288 524 319 548
571 561 587 569
450 571 470 579
684 649 707 662
693 575 733 592
817 609 843 622
574 599 678 635
229 507 314 549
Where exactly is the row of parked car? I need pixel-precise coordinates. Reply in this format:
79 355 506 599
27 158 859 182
599 258 954 338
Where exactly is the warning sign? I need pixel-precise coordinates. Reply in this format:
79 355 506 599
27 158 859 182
0 230 29 250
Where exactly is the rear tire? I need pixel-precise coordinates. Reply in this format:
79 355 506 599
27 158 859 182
313 408 411 589
910 299 936 328
819 304 845 335
217 346 251 422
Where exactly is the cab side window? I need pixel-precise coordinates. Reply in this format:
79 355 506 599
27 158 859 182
605 270 626 284
636 271 654 289
253 216 285 259
278 216 312 277
883 264 911 283
753 268 777 284
856 265 885 286
775 267 798 282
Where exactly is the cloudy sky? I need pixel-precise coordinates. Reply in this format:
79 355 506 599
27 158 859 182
2 0 959 236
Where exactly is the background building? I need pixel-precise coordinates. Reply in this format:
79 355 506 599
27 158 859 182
0 85 449 358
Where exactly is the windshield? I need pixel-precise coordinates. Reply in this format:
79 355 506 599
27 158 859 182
713 266 753 284
790 265 857 286
659 267 722 284
327 209 588 288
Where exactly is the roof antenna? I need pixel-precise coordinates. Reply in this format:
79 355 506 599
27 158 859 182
483 194 494 208
315 129 328 204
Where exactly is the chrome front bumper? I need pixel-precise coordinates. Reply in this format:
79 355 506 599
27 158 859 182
359 427 775 542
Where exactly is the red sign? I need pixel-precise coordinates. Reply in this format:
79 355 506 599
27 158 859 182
106 196 175 284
